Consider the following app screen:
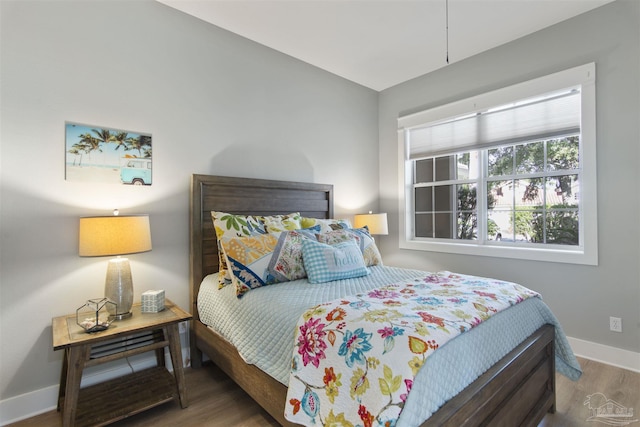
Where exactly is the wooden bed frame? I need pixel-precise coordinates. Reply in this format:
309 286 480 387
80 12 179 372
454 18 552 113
189 174 556 427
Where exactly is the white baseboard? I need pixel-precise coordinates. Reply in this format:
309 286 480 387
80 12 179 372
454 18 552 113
0 384 59 426
567 336 640 373
0 343 190 426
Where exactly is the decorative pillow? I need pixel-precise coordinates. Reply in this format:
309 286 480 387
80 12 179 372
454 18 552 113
316 227 383 267
211 211 301 288
262 212 303 233
301 238 369 284
300 217 351 233
212 211 265 287
268 227 319 282
219 233 281 297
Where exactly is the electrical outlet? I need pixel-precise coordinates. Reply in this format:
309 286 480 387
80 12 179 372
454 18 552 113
609 317 622 333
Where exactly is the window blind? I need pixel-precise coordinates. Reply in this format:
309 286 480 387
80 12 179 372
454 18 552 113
407 89 581 159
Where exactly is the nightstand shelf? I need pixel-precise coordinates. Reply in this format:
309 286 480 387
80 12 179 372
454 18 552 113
52 299 192 427
73 367 175 427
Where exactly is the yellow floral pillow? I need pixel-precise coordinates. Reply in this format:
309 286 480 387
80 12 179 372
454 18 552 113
211 211 301 288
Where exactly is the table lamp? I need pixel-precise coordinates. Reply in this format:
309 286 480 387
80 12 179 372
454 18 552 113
79 211 152 320
354 212 388 235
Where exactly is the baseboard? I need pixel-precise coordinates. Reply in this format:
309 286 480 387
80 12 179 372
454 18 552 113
0 384 59 426
567 336 640 373
0 342 191 426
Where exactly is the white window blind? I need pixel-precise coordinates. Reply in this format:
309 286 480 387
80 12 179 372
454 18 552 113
407 89 581 158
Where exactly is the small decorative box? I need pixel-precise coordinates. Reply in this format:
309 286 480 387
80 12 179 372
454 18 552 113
141 290 165 313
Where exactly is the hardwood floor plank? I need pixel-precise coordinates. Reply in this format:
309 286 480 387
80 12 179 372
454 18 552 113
7 357 639 427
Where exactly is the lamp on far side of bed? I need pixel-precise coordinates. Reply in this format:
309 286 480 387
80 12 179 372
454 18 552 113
354 211 388 235
79 210 152 320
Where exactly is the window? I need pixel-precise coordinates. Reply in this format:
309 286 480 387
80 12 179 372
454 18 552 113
398 63 597 265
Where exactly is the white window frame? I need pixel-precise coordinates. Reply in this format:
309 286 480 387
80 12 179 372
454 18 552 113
398 63 597 265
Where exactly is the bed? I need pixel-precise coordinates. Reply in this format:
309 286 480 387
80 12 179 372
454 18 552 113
189 174 580 427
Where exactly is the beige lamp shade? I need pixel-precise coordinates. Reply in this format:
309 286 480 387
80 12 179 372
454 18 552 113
79 215 152 257
354 212 388 235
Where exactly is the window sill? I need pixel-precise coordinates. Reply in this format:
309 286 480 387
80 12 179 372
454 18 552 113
400 238 597 265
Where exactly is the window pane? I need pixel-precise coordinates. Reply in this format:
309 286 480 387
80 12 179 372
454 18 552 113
517 210 540 242
457 212 477 240
547 136 579 171
456 184 476 211
434 213 453 238
457 153 469 179
515 141 544 174
487 209 510 241
415 187 432 212
456 151 479 179
546 210 579 245
434 185 453 212
415 158 433 183
487 180 509 240
488 180 510 204
435 156 454 181
546 175 579 207
488 146 513 176
457 184 477 240
515 178 544 207
415 213 433 238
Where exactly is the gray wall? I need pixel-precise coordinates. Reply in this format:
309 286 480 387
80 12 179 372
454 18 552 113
0 0 379 401
379 0 640 353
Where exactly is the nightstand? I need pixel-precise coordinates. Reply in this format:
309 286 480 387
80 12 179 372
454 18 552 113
52 299 192 427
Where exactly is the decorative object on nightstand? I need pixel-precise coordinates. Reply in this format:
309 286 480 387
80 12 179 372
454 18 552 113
354 211 389 235
76 298 116 333
141 289 165 313
79 210 152 320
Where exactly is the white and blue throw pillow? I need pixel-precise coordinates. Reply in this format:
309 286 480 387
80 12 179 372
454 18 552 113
301 238 369 284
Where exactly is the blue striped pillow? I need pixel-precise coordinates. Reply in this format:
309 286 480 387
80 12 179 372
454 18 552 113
301 238 369 284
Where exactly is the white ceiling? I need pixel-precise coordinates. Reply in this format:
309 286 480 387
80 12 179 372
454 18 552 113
157 0 614 91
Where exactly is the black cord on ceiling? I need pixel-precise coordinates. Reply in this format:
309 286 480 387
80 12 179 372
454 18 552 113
446 0 450 64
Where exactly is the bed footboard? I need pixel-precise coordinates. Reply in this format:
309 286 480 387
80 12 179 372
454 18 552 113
193 321 555 427
423 324 555 427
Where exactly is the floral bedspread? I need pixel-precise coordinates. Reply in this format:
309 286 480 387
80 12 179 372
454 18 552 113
284 271 540 427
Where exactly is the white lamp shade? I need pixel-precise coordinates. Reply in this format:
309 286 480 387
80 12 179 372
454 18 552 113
354 213 388 235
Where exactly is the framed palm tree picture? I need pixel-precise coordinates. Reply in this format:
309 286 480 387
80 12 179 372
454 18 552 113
65 122 153 185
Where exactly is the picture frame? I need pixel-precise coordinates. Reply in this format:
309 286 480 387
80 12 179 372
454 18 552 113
65 122 153 185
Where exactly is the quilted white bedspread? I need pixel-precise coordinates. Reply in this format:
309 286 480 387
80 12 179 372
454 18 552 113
198 266 581 425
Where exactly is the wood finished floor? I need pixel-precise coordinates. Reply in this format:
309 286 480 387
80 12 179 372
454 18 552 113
8 357 639 427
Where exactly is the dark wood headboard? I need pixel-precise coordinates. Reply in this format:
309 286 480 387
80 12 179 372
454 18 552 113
189 174 334 320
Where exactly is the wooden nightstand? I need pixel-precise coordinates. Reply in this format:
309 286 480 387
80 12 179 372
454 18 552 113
52 299 192 427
